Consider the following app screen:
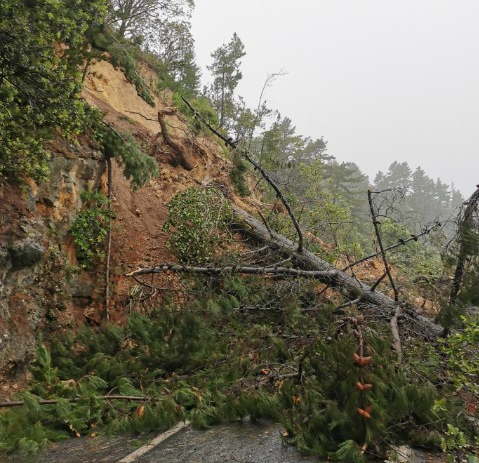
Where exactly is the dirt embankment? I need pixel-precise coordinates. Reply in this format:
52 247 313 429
0 57 248 388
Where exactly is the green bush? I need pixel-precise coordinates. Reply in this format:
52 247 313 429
71 191 114 269
163 188 232 263
0 0 107 182
440 317 479 395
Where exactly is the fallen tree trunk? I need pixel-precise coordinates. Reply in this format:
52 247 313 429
128 204 444 338
232 205 445 338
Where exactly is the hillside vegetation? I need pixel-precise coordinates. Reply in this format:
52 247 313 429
0 2 478 462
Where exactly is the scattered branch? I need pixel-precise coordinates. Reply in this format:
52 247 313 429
180 96 304 252
336 297 362 311
0 395 149 409
370 272 387 292
367 189 399 303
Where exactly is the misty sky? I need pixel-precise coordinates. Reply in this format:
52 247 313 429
192 0 479 195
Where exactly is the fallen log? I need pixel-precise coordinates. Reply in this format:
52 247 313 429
128 205 444 338
232 205 445 338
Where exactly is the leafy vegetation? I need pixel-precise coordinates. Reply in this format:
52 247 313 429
1 276 477 460
2 2 478 462
441 317 479 395
163 188 233 263
93 120 159 189
71 191 114 269
230 152 251 197
0 2 159 185
0 0 107 181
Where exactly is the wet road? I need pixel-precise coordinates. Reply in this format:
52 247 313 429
2 420 442 463
135 421 318 463
1 421 318 463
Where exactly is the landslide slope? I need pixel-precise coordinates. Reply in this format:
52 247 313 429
0 55 260 391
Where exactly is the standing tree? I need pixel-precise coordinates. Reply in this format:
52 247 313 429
207 33 246 130
154 19 201 96
107 0 193 39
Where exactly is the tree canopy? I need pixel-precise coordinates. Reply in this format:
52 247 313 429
207 33 246 130
0 0 107 180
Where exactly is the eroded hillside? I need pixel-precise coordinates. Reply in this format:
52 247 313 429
0 56 436 397
0 56 263 392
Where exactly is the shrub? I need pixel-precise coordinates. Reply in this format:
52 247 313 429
71 191 114 269
163 188 232 263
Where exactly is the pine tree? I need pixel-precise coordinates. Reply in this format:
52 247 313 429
154 19 201 96
207 33 246 130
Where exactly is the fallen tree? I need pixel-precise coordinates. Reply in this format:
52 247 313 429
233 205 445 338
128 203 445 339
127 96 446 342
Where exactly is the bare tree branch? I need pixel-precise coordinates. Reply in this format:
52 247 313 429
180 96 304 252
127 263 338 280
368 189 399 303
342 225 437 272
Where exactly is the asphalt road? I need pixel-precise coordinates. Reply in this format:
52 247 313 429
1 420 318 463
2 420 443 463
135 421 318 463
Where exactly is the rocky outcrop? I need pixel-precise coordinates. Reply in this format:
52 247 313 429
0 141 105 378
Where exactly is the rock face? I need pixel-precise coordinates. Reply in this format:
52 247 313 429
0 141 105 378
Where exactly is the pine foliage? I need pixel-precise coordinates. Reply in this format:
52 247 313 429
1 276 472 459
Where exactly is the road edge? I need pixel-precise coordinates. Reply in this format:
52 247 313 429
118 420 191 463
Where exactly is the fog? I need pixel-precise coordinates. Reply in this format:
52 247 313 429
192 0 479 195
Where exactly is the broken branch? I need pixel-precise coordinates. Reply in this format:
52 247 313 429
181 96 304 252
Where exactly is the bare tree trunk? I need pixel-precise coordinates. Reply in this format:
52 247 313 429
232 206 444 338
368 190 399 302
105 154 113 321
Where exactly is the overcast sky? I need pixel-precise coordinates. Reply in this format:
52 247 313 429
191 0 479 195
